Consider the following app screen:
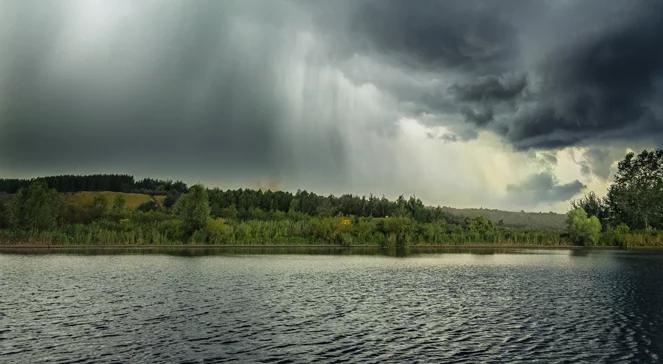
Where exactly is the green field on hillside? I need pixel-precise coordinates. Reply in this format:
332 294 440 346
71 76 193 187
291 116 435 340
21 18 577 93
63 191 165 210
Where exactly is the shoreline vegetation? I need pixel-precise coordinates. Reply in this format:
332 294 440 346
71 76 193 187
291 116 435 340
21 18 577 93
1 149 662 250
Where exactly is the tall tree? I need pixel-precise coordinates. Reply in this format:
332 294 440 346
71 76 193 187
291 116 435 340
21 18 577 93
174 184 211 235
571 191 608 226
606 150 663 229
0 197 9 228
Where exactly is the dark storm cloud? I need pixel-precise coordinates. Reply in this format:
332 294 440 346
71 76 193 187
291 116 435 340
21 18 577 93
449 75 527 103
506 172 585 205
477 3 662 149
309 0 663 149
348 0 525 73
450 74 527 127
503 4 663 149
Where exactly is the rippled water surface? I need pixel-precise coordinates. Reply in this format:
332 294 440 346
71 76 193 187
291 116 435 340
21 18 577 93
2 249 663 363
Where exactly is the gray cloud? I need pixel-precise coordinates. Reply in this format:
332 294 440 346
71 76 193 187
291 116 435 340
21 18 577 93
450 74 527 103
0 0 349 186
504 5 663 149
308 0 663 149
538 152 558 166
579 147 630 180
348 0 525 72
506 172 585 205
449 74 527 128
0 0 659 210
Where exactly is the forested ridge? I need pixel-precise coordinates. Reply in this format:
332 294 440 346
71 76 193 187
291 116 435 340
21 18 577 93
0 174 558 227
0 174 186 194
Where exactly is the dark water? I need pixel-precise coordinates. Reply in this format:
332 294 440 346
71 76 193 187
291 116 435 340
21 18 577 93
1 249 663 363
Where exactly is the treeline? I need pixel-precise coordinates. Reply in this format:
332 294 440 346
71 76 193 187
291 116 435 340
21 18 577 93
0 182 564 247
441 207 566 230
4 148 661 248
0 174 187 195
567 149 663 246
0 174 467 223
207 189 461 223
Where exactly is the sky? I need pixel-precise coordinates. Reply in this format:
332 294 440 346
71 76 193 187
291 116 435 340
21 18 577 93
1 0 662 212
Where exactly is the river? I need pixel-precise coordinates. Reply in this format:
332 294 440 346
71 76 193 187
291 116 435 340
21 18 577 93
1 249 662 363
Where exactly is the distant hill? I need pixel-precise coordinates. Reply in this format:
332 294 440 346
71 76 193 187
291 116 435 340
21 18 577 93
441 207 566 230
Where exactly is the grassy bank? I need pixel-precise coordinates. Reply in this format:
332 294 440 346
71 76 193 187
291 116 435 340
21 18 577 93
4 224 661 248
0 217 568 247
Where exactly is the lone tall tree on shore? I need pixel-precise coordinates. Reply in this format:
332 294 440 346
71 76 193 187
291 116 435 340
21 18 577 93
174 184 210 235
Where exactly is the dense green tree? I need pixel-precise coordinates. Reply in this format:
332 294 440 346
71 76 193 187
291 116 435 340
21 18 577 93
137 200 159 212
377 217 413 247
174 184 211 235
0 174 188 195
206 218 233 244
134 178 188 194
600 223 630 246
566 208 601 246
315 197 335 217
571 191 608 226
163 190 181 208
606 150 663 229
0 198 9 228
468 216 494 233
219 205 239 220
405 197 426 221
10 182 62 230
